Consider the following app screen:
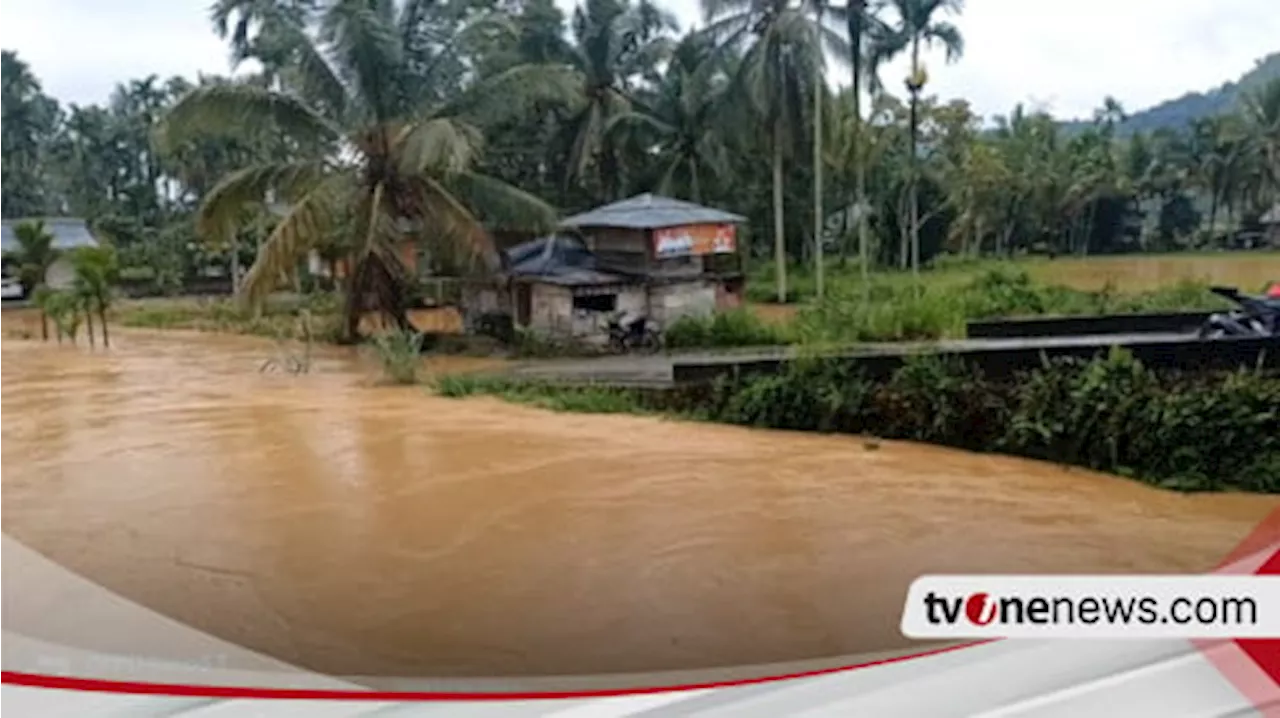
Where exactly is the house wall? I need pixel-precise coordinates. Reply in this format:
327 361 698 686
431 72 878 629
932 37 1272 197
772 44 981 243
582 228 648 273
460 284 511 330
45 257 77 290
650 279 718 327
526 283 647 344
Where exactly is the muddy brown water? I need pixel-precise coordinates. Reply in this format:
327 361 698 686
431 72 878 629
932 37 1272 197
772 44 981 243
2 330 1277 678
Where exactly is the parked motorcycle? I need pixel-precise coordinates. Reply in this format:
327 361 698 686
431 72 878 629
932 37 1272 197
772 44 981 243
1197 286 1280 339
606 311 663 353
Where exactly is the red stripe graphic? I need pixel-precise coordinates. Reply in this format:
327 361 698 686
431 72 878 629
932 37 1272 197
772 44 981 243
1 641 988 700
1195 507 1280 714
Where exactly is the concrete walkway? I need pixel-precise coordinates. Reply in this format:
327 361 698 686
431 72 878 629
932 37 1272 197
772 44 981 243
502 332 1198 387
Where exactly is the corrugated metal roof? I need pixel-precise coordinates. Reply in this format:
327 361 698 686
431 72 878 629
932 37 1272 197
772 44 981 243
1 218 100 253
560 193 746 230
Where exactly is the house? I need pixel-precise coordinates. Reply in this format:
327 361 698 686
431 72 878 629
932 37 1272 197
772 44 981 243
464 194 748 344
1 218 101 293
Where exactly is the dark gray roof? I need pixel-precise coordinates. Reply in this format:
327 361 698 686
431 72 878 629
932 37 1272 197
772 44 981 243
1 218 100 253
560 193 746 231
504 234 637 287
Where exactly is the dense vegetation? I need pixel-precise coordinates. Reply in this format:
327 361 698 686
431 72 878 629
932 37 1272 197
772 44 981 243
3 0 1278 333
436 350 1280 493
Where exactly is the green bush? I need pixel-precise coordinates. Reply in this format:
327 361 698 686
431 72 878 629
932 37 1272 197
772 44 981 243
875 354 1008 449
713 358 875 432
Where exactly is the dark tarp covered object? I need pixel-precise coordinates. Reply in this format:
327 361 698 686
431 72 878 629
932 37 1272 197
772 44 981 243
503 234 636 288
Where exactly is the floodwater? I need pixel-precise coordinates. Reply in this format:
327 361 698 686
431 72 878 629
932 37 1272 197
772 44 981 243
2 330 1277 678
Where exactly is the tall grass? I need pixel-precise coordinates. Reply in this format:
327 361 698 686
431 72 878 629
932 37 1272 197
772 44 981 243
664 309 793 349
786 268 1229 346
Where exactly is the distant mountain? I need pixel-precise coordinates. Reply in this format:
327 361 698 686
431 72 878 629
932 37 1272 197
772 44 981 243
1061 52 1280 135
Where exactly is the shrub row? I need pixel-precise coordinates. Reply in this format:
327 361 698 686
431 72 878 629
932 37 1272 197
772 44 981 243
435 350 1280 493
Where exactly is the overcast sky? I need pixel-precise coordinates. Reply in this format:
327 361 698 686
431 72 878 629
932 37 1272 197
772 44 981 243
2 0 1277 121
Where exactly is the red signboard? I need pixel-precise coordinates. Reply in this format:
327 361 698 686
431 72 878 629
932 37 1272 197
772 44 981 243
652 224 737 259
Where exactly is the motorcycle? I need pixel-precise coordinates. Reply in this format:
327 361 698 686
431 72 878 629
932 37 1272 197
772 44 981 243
1197 286 1280 339
606 311 663 353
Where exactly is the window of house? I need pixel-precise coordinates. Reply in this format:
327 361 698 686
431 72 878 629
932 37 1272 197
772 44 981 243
573 293 618 312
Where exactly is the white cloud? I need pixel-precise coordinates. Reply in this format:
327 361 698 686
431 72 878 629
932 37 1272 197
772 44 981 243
1 0 1276 121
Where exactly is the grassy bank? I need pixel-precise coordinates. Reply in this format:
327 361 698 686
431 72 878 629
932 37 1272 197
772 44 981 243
434 350 1280 494
667 265 1235 349
745 251 1280 304
111 294 346 342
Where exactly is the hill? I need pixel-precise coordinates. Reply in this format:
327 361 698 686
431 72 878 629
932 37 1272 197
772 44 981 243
1061 52 1280 135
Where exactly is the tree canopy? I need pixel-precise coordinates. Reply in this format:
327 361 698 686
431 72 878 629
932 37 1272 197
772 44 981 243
2 1 1277 324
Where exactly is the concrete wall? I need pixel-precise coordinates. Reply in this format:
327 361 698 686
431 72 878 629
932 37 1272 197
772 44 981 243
650 280 717 327
45 257 77 290
460 284 511 331
527 284 647 344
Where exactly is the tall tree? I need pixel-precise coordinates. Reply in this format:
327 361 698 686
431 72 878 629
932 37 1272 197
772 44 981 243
703 0 844 302
564 0 678 202
160 0 578 340
869 0 963 282
844 0 886 297
1243 78 1280 212
1 51 62 218
606 32 732 201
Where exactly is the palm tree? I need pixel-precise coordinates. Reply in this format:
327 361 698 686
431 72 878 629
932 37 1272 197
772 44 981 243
71 245 120 348
565 0 677 202
7 220 59 340
702 0 845 303
1243 78 1280 210
806 0 830 298
844 0 887 299
159 0 576 341
605 33 732 201
869 0 963 283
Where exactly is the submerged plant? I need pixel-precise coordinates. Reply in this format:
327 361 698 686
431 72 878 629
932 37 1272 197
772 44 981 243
371 329 426 385
260 310 316 375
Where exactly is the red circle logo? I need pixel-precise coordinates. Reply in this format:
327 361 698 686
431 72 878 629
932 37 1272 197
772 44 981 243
965 592 997 626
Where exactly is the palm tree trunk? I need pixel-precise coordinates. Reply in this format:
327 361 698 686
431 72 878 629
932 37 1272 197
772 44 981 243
908 40 921 289
689 157 701 204
851 1 870 303
40 312 48 341
84 306 96 349
812 6 825 300
773 118 787 303
230 235 242 295
1207 189 1220 238
99 302 110 348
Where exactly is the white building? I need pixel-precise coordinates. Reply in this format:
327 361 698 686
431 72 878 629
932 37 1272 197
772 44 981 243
1 218 101 295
